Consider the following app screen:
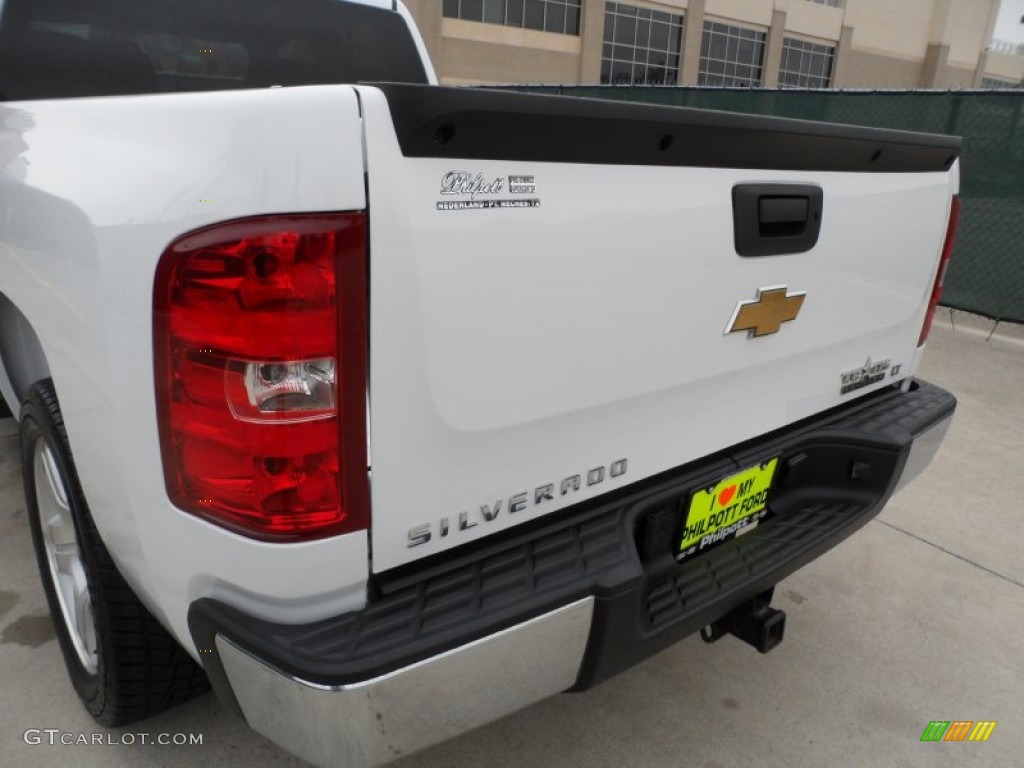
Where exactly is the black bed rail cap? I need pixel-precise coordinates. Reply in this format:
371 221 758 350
368 82 962 173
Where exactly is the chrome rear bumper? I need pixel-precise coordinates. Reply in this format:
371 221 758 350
196 380 956 768
216 598 594 767
893 412 954 495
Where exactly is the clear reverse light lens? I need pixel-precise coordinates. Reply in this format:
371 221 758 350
243 358 336 414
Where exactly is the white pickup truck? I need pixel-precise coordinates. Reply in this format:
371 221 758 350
0 1 960 765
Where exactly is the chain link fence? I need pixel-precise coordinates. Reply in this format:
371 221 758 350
506 87 1024 324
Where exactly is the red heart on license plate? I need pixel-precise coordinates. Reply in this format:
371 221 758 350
718 485 737 507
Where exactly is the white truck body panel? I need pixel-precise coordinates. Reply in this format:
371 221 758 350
0 80 960 645
1 86 373 643
359 86 958 571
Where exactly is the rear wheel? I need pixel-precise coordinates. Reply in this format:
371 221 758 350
21 379 208 726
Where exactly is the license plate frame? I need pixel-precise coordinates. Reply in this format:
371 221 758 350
677 458 779 562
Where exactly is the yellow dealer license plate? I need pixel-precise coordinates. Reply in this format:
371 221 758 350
678 458 778 561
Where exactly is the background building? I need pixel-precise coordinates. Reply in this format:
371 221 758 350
404 0 1024 88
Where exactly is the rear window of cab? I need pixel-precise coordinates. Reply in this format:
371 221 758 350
0 0 428 101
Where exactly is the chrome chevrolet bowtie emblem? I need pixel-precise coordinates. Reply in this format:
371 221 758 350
725 286 806 338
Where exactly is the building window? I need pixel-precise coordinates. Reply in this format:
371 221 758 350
699 21 766 87
981 76 1021 89
805 0 843 8
779 38 835 88
442 0 581 35
601 3 684 85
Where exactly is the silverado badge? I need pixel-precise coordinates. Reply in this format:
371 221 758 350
725 285 806 338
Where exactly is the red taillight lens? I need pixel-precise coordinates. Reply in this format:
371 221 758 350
154 214 368 540
918 196 960 347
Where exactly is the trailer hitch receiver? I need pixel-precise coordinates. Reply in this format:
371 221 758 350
700 588 786 654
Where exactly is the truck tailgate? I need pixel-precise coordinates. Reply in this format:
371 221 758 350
357 84 960 572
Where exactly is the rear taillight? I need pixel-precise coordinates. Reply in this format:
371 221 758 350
154 214 368 541
918 196 960 347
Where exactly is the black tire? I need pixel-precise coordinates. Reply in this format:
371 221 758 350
21 379 208 726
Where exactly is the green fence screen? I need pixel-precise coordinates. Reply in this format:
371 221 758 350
506 87 1024 324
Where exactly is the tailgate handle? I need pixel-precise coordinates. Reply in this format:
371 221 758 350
733 183 823 257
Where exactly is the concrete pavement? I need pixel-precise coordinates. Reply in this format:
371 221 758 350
1 314 1021 767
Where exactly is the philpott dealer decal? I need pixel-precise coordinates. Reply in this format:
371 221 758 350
436 171 540 211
